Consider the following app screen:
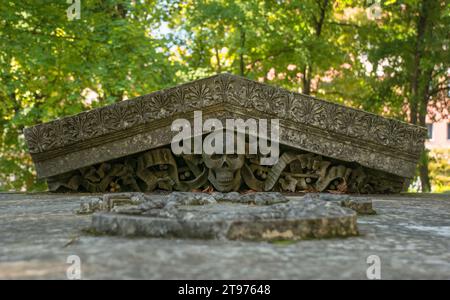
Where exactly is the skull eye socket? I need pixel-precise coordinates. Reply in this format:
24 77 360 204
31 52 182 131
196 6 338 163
228 154 239 159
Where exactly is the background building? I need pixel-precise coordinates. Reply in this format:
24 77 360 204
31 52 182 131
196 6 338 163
426 120 450 150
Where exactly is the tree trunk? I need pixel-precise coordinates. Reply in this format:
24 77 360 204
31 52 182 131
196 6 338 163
417 67 434 192
410 0 438 192
239 27 246 77
302 65 311 95
215 47 222 74
419 150 432 192
315 0 329 37
302 0 329 95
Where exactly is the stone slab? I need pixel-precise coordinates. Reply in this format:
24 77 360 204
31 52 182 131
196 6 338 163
89 193 358 241
1 193 449 280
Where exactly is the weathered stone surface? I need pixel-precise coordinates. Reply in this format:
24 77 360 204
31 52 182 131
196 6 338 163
77 193 147 214
0 193 449 279
24 74 426 193
76 192 369 215
90 193 358 241
308 193 376 215
77 196 104 214
212 192 289 205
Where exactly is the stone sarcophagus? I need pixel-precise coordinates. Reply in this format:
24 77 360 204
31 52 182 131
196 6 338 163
24 74 427 194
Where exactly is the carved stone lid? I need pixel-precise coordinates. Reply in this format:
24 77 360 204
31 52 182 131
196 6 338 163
24 73 426 179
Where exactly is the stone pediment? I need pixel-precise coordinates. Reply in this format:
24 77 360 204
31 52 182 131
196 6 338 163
24 73 426 194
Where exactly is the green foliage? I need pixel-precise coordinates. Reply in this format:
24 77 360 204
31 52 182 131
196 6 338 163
0 0 448 191
429 149 450 193
0 0 180 191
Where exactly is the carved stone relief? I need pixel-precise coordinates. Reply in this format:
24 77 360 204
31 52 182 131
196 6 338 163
47 138 406 194
24 74 426 184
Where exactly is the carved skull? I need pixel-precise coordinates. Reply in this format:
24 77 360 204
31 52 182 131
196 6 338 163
202 131 245 192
